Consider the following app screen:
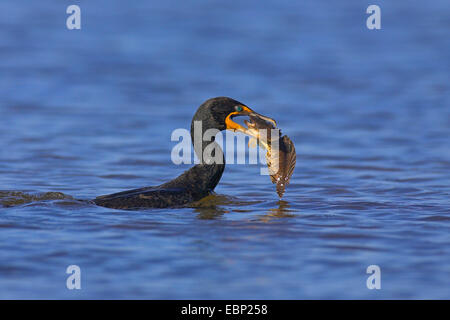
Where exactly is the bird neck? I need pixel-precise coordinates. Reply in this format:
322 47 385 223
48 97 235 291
163 134 224 196
188 118 226 192
190 119 225 166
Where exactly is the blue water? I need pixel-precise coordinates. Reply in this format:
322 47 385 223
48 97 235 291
0 0 449 299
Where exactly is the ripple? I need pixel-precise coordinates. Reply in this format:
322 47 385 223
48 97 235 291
418 215 450 222
99 174 142 180
0 0 449 300
328 164 402 172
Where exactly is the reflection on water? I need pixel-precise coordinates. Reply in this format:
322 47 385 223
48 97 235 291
0 0 449 299
191 194 258 220
0 191 297 223
260 200 296 222
191 194 230 219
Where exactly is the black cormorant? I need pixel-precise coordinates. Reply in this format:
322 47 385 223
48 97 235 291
93 97 276 209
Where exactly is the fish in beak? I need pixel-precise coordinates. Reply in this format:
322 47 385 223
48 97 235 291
225 106 277 142
227 109 296 198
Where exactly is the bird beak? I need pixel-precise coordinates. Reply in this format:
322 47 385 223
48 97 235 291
225 106 277 141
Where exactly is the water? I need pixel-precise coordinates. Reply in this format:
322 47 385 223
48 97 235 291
0 0 449 299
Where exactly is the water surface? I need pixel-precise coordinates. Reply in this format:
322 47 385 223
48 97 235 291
0 0 449 298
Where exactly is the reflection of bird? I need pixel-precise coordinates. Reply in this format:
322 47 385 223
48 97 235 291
94 97 276 209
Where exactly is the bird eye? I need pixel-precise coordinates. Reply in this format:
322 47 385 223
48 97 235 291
236 106 243 112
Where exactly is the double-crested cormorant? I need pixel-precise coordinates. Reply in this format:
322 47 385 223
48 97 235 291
93 97 276 209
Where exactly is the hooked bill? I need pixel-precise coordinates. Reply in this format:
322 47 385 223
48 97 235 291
244 115 296 198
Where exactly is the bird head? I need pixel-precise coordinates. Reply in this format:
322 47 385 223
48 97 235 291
191 97 277 138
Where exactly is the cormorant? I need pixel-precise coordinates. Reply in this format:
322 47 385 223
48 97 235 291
93 97 276 209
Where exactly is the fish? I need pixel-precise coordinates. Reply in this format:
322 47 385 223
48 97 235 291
245 115 296 198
